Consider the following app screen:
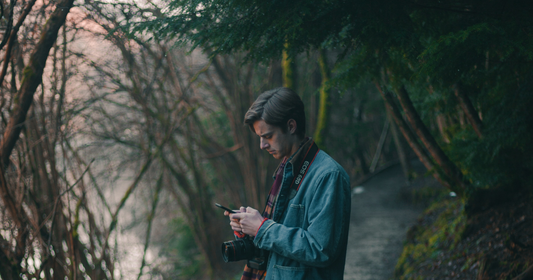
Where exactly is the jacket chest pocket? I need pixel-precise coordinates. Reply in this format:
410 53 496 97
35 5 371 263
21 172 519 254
282 204 306 227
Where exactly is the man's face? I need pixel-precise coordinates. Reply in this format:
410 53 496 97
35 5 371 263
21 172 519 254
253 120 293 160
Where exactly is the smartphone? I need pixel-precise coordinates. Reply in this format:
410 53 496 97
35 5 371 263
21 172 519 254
215 203 236 213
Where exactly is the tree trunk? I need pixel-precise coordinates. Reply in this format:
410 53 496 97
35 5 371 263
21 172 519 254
435 113 451 143
374 82 453 191
0 0 36 86
313 49 331 148
388 111 412 182
370 118 390 172
454 83 483 138
0 0 74 168
282 42 297 91
353 100 370 176
395 85 466 196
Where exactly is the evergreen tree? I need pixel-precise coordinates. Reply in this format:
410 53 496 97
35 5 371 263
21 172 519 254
134 0 533 206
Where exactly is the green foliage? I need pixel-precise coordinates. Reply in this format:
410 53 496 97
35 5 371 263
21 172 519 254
203 108 235 148
449 83 533 190
395 198 466 279
133 0 414 61
135 0 533 199
408 185 450 206
153 217 203 279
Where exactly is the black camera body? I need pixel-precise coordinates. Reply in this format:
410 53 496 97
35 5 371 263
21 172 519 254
221 236 269 270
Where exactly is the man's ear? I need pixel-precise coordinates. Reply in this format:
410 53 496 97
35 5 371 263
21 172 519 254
287 119 297 134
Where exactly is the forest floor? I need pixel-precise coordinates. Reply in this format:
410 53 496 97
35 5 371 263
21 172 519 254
345 160 533 280
395 186 533 280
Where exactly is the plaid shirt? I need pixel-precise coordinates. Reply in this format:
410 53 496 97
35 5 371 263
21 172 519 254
240 159 287 280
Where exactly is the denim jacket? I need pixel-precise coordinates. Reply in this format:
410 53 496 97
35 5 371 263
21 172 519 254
254 139 351 279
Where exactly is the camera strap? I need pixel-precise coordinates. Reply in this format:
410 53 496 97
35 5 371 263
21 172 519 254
246 141 319 272
262 140 320 222
288 140 320 194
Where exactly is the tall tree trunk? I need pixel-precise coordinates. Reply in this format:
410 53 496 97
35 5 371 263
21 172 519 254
374 82 455 192
313 49 331 148
0 0 37 86
369 118 390 172
394 85 466 196
454 83 483 138
282 42 297 91
435 113 451 143
353 100 370 176
388 111 412 183
0 0 74 168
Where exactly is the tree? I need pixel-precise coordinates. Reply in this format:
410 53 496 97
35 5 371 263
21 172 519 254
313 49 331 148
78 2 292 277
0 0 74 167
135 0 533 204
0 0 136 278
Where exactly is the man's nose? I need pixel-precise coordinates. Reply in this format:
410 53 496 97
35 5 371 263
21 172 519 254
260 139 269 149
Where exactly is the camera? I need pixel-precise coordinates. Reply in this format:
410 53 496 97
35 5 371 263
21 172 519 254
221 236 269 270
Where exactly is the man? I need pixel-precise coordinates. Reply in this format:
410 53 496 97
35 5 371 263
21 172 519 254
225 87 351 280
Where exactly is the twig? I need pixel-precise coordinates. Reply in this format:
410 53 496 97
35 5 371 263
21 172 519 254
512 265 533 280
136 171 164 280
99 154 154 263
47 158 95 250
205 143 243 159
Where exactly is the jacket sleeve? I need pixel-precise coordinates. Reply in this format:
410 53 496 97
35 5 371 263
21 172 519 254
253 170 351 267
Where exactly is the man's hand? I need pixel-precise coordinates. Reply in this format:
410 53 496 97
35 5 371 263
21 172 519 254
224 207 246 233
230 207 264 237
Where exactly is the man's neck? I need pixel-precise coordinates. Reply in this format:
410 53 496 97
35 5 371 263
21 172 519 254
285 136 307 160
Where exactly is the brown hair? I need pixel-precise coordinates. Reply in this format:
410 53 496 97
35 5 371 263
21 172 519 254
244 87 306 137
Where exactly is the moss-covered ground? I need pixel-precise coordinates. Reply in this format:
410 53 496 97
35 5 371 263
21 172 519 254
394 188 533 279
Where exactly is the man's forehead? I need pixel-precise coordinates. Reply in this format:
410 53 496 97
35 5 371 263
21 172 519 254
253 120 276 136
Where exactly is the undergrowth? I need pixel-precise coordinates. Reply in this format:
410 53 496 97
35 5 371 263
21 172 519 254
394 197 466 279
394 186 533 280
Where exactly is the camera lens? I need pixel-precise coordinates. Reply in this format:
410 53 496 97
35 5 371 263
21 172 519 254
221 239 255 262
222 241 237 262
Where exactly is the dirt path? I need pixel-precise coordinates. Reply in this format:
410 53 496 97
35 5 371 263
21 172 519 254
344 161 432 280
